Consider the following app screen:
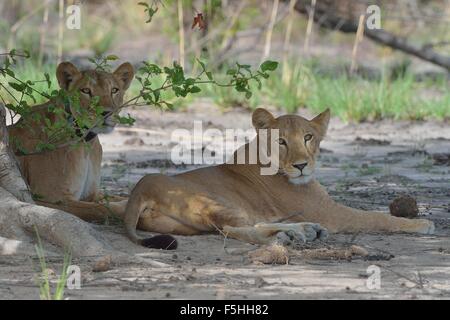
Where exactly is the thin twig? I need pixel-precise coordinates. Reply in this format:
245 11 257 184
303 0 316 54
57 0 64 65
261 0 279 62
209 222 230 254
177 0 185 68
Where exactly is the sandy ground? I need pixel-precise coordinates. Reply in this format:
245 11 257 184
1 103 449 300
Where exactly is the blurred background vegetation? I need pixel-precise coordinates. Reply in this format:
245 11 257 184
0 0 449 122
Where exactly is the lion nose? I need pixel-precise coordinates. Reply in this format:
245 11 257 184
293 162 308 171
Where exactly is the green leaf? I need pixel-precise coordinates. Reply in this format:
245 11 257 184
259 72 269 79
44 73 51 88
5 69 15 77
190 86 201 93
8 82 26 92
197 59 206 71
114 114 136 126
36 142 56 152
185 78 196 86
106 55 119 61
245 91 252 99
255 77 262 90
260 60 279 72
238 63 251 70
153 90 160 102
163 102 173 110
206 71 213 80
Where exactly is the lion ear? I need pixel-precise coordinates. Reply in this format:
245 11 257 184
252 108 276 129
113 62 134 90
310 108 330 138
56 62 81 90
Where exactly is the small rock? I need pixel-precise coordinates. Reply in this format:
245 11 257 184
389 195 419 218
254 277 268 288
124 137 145 146
432 153 450 166
92 255 112 272
186 274 195 281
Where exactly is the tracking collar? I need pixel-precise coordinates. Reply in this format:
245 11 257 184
63 98 97 142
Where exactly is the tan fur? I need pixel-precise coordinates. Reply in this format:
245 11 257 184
124 108 435 244
7 62 134 221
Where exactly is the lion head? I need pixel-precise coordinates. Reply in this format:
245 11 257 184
252 108 330 184
56 61 134 134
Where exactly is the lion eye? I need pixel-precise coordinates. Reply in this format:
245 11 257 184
111 87 119 94
304 134 313 142
277 138 287 146
80 88 91 95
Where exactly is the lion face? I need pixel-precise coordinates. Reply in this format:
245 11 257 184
252 108 330 185
56 61 134 134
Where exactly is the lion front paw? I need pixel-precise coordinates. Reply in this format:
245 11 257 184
275 222 328 245
415 219 435 235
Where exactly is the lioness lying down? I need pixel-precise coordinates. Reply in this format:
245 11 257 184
124 108 434 249
8 63 131 222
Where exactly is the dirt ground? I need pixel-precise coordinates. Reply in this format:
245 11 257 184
1 103 449 300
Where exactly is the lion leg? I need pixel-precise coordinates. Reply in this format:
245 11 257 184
296 181 435 235
303 199 434 234
36 198 113 223
223 222 328 245
106 199 128 218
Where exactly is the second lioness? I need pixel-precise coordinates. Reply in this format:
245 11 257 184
7 62 133 221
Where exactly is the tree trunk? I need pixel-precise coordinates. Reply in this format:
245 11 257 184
0 105 33 203
0 103 110 257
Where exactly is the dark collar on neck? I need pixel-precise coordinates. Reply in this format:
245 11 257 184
64 98 98 142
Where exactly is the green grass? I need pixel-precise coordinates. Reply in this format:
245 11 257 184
34 227 71 300
2 60 449 122
305 72 450 122
0 61 58 106
198 60 450 122
263 61 450 122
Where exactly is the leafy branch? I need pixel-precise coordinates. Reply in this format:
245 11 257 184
0 2 279 155
120 58 278 111
1 50 278 155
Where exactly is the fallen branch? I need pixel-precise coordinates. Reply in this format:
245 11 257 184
287 0 450 70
